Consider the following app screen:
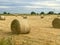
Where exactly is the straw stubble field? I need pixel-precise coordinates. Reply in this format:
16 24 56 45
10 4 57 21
0 15 60 45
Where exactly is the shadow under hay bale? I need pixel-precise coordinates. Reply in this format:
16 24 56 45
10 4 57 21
52 18 60 28
11 19 30 34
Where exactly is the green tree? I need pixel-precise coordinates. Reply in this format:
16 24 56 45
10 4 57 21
3 12 7 14
40 12 45 14
31 11 36 15
8 13 10 14
48 11 54 14
58 13 60 15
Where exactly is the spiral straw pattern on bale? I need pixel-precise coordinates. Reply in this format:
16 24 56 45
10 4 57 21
11 19 20 34
11 19 30 34
52 18 60 28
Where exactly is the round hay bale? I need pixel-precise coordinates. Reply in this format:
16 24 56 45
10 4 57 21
41 16 44 19
11 19 30 34
57 15 60 17
40 15 44 19
52 18 60 28
0 16 5 20
23 16 27 19
11 19 20 34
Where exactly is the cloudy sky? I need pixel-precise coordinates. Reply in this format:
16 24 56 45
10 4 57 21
0 0 60 14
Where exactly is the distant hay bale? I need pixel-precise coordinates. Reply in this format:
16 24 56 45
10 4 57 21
41 16 44 19
23 16 27 19
40 15 44 19
0 16 5 20
57 15 60 17
52 18 60 28
11 19 30 34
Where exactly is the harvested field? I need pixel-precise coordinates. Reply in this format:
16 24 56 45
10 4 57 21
0 15 60 45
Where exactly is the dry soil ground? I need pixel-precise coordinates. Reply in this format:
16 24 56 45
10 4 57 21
0 15 60 45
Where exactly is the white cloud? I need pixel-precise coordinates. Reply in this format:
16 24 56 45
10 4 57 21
56 0 60 1
0 6 14 8
0 0 11 2
30 1 60 7
24 6 42 8
0 6 10 8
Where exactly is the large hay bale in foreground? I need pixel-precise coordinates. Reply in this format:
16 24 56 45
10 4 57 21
52 18 60 28
11 19 30 34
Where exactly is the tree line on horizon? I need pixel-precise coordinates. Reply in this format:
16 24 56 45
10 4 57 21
31 11 60 15
1 11 60 15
